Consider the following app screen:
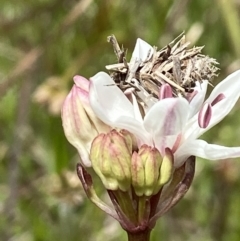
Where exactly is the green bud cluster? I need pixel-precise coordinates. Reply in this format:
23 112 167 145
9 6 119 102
90 129 174 196
131 145 173 196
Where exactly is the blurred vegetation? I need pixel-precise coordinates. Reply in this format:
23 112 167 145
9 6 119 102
0 0 240 240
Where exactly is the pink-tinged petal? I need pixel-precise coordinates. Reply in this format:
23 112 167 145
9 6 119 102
144 98 190 154
159 84 173 100
62 77 110 167
62 88 96 167
89 72 150 144
155 135 181 155
175 139 240 167
73 81 110 135
130 38 154 63
171 133 182 153
144 98 190 137
73 75 90 92
198 103 212 128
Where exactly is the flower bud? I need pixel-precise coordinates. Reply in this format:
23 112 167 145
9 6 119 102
131 152 145 196
119 129 138 152
131 145 163 196
154 148 174 194
90 130 133 191
61 76 109 167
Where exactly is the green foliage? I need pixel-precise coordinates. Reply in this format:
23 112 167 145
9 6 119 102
1 0 240 240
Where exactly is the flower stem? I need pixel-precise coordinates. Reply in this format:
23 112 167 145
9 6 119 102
127 229 151 241
113 190 138 224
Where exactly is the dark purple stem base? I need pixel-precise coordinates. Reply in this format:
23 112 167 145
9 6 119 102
127 229 151 241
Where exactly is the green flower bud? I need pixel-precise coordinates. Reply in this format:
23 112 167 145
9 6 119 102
119 129 138 152
131 145 163 196
153 148 174 194
158 148 173 185
90 129 133 191
131 151 145 196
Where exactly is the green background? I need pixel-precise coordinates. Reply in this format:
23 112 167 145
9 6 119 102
1 0 240 240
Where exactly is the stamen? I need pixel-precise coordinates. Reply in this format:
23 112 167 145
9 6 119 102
159 84 173 100
211 93 225 106
198 103 212 128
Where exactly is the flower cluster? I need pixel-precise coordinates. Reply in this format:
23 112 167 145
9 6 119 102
62 37 240 168
61 36 240 233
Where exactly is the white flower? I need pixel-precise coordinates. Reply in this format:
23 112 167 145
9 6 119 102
61 38 240 229
89 70 240 167
62 38 240 168
89 39 240 167
61 39 153 167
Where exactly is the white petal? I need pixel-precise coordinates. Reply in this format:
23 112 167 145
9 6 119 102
207 70 240 103
89 72 135 124
203 70 240 128
61 92 93 167
189 80 208 117
154 135 181 155
89 72 150 144
184 70 240 140
182 115 200 141
144 98 190 152
175 139 240 167
144 98 190 137
130 38 154 63
131 92 144 122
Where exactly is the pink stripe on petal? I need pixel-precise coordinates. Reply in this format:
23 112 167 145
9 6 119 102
144 98 189 137
171 134 182 153
198 103 212 128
